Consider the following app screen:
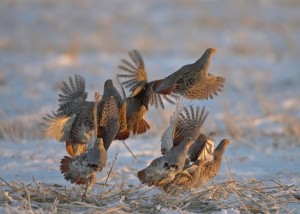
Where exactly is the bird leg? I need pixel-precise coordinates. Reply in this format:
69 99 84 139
82 183 89 201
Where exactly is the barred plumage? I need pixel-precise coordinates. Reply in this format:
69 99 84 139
154 48 225 100
118 49 177 109
163 139 230 192
161 104 209 162
60 138 107 197
116 50 177 139
137 137 195 187
43 75 124 156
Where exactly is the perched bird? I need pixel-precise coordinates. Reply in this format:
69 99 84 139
117 49 177 139
164 139 230 192
160 103 209 163
43 75 123 156
154 48 225 100
60 137 107 197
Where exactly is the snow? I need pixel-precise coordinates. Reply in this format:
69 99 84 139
0 0 300 212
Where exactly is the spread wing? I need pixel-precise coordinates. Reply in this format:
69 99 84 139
42 112 77 142
117 49 148 96
173 105 209 147
118 49 177 109
57 74 88 115
177 74 225 100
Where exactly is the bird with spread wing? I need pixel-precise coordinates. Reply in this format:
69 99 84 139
154 48 225 100
59 92 111 198
163 138 230 192
43 75 124 156
137 104 208 187
117 50 178 139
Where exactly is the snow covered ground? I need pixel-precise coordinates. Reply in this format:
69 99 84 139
0 0 299 212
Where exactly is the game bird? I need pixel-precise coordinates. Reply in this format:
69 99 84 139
154 48 225 100
164 139 231 192
117 49 177 139
160 103 210 163
43 75 123 156
137 105 207 187
60 137 107 198
59 92 110 198
137 137 195 187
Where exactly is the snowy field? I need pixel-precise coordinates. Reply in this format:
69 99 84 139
0 0 300 213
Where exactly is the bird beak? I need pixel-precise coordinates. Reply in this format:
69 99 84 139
212 48 217 54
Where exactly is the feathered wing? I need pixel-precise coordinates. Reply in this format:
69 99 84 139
98 96 120 150
161 100 186 155
187 134 214 163
196 137 215 162
117 49 148 96
42 112 77 142
57 74 88 115
173 105 209 147
117 49 177 109
176 74 225 100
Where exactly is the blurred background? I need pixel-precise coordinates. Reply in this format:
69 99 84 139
0 0 299 185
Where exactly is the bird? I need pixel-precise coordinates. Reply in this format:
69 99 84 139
154 48 225 100
43 75 94 156
137 137 195 187
43 75 123 156
97 95 121 151
60 137 107 198
59 91 119 197
160 103 209 164
137 105 207 187
117 49 177 139
164 139 230 192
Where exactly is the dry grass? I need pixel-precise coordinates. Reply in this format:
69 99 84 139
0 117 44 142
1 163 298 213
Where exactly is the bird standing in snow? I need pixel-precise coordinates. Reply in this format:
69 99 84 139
154 48 225 100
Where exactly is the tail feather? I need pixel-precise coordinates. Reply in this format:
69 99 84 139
137 169 147 183
60 156 73 174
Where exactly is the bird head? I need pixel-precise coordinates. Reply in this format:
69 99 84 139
104 79 114 88
94 138 104 149
207 48 217 56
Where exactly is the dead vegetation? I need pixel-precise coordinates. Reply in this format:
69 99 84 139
0 161 299 213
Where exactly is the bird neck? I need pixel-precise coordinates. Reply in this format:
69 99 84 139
213 143 227 167
194 52 211 72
